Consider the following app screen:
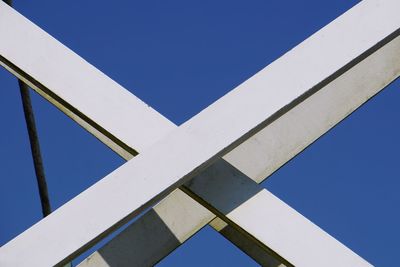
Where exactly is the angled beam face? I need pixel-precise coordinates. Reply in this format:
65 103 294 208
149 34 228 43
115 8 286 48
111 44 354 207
209 219 285 267
182 160 371 267
2 2 282 265
0 1 176 159
80 17 400 267
1 0 399 266
78 2 400 265
78 190 223 267
79 185 285 267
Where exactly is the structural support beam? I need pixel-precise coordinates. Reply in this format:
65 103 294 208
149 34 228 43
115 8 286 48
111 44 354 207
0 2 281 265
80 27 400 264
80 187 285 267
0 2 175 160
79 30 400 265
182 160 370 266
0 0 399 266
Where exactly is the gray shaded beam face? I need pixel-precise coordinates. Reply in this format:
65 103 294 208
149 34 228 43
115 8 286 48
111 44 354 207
1 2 283 265
78 189 214 267
79 14 400 267
209 219 286 267
0 1 398 266
210 219 286 267
183 160 371 267
80 191 285 267
78 1 400 265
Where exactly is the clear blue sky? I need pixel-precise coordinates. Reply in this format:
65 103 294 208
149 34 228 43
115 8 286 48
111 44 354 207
1 1 399 266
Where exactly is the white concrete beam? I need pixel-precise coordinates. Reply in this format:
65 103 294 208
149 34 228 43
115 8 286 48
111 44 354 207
0 1 396 266
0 2 283 265
79 2 400 266
181 159 371 267
82 22 400 267
0 1 176 159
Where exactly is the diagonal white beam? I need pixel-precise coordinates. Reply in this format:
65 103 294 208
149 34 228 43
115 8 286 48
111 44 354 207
0 1 176 160
181 159 371 266
0 1 398 266
0 2 283 265
79 192 285 267
79 31 400 267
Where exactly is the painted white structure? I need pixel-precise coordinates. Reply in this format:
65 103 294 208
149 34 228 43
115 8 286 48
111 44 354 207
0 0 399 266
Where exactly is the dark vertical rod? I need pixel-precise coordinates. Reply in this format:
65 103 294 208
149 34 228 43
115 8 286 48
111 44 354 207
19 81 52 217
4 2 72 265
3 0 52 217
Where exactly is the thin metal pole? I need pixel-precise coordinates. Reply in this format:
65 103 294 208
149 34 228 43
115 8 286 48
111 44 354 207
3 0 52 217
18 81 52 217
4 2 70 265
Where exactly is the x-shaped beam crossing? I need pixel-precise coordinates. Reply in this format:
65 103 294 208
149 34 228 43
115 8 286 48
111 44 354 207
0 0 399 266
